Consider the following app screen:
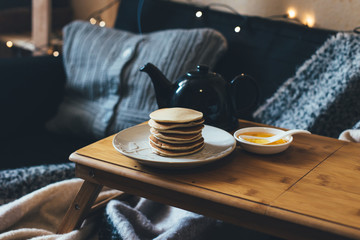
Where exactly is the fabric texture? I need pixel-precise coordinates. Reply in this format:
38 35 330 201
339 120 360 142
0 178 216 240
0 178 121 240
46 21 227 140
339 129 360 142
98 198 217 240
253 32 360 138
0 163 75 205
0 164 279 240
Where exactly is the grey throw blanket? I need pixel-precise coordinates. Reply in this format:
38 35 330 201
0 164 278 240
253 32 360 138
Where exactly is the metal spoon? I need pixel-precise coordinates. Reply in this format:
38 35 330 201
239 129 311 145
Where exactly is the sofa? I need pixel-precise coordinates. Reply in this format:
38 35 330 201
1 0 346 170
1 0 360 239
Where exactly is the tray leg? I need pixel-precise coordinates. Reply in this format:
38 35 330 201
57 180 103 234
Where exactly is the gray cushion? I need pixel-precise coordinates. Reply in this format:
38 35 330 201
46 21 227 140
253 32 360 138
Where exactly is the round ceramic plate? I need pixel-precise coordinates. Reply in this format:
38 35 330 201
113 124 236 169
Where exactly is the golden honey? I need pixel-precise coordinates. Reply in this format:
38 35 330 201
238 132 288 145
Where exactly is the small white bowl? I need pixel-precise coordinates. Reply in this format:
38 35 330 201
233 127 293 155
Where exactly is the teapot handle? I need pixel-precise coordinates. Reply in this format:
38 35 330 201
230 74 260 118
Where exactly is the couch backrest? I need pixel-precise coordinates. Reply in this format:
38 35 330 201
0 56 66 136
114 0 336 118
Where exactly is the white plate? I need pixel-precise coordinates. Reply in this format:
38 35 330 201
113 124 236 169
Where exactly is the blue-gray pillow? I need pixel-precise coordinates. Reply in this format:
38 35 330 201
253 33 360 138
46 21 227 140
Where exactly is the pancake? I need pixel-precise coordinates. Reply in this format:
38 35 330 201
149 140 205 157
150 127 202 142
149 107 203 123
152 134 203 144
153 124 204 134
149 135 204 150
148 107 205 157
148 118 205 130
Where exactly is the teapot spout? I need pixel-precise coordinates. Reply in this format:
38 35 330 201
140 63 173 108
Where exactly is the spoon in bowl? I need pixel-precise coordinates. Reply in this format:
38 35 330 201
239 129 311 145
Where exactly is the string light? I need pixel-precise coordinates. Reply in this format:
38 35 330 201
4 27 63 57
192 3 245 34
6 41 13 48
47 48 53 55
86 0 356 35
88 0 120 28
87 0 326 36
89 17 97 25
304 15 315 27
193 2 315 29
53 50 60 57
99 20 106 27
191 2 327 30
287 9 296 19
89 16 106 27
46 46 61 57
89 16 107 27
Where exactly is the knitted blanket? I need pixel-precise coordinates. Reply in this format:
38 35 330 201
339 120 360 142
0 164 275 240
253 32 360 138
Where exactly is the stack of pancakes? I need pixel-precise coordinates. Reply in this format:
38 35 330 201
148 108 205 157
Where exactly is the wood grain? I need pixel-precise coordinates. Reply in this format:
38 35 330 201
66 120 360 239
57 180 102 234
270 141 360 238
75 122 344 205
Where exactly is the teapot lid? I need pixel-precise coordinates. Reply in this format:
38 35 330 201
186 65 217 79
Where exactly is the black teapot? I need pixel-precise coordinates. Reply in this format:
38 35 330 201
140 63 259 130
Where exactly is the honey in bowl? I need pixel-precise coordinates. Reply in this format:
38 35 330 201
238 132 288 145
